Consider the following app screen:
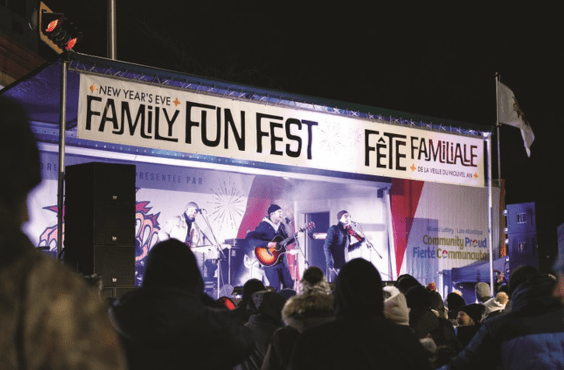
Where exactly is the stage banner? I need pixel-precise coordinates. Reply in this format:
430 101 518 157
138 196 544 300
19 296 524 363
77 74 485 187
393 179 498 287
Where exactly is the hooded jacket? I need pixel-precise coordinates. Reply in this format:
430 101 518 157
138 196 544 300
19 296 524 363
441 274 564 370
261 273 334 370
235 290 287 370
109 240 252 370
290 259 432 370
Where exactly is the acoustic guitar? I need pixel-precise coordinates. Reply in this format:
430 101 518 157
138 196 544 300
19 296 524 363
254 222 315 266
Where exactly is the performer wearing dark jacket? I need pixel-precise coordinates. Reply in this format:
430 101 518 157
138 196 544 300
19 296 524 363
109 239 253 370
439 265 564 370
323 210 365 281
247 204 294 291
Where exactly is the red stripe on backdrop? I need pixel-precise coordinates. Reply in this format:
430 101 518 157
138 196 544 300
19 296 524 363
236 176 283 239
390 178 425 278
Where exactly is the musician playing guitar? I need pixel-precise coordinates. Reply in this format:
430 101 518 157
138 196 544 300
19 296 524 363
247 204 294 292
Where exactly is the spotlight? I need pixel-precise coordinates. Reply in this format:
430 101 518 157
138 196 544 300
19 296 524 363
36 2 82 54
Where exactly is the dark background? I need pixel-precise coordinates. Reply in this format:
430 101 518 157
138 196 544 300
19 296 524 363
41 1 564 271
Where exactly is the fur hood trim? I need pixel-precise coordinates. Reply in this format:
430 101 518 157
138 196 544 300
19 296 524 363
282 293 334 331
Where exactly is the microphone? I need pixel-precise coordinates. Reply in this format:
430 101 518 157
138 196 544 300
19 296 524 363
196 208 204 213
285 217 291 224
350 220 358 226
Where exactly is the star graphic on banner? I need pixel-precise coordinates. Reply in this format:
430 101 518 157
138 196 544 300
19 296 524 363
474 173 479 179
211 178 245 230
410 164 417 172
173 98 181 107
89 84 97 93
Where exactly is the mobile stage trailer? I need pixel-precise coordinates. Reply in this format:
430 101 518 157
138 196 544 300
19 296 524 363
1 53 501 298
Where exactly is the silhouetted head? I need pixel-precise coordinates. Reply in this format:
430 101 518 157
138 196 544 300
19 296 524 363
509 265 541 297
241 278 267 302
405 284 432 309
395 274 422 294
446 292 466 312
142 239 203 294
0 96 41 217
334 258 384 318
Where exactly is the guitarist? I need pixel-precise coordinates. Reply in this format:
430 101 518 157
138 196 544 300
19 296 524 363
247 204 294 292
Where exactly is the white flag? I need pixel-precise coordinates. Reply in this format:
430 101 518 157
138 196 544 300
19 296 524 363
498 82 534 157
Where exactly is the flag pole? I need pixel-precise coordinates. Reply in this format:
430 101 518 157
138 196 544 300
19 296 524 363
496 72 501 181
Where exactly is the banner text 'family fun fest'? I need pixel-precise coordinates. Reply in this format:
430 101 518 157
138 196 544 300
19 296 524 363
78 75 484 186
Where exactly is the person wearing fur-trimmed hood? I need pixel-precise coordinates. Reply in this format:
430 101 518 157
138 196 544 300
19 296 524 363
261 267 334 370
289 259 432 370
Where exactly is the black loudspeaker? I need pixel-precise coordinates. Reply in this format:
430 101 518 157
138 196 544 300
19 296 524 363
64 162 136 287
100 286 137 300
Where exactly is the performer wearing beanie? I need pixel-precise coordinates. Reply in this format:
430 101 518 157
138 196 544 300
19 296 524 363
247 204 294 291
323 210 365 282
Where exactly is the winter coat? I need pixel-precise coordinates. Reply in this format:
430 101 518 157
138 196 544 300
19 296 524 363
290 258 432 370
235 290 287 370
110 286 253 370
440 274 564 370
109 239 253 370
0 224 127 370
262 292 335 370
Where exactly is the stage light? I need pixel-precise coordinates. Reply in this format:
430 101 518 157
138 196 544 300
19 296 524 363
36 2 82 54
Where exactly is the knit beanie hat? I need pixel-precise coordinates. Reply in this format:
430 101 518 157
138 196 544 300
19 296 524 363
405 284 431 309
395 274 422 294
267 204 282 215
459 303 485 325
383 286 409 326
475 282 491 303
337 210 348 221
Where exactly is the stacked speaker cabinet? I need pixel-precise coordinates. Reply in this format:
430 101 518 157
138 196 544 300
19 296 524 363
64 162 136 297
504 202 538 270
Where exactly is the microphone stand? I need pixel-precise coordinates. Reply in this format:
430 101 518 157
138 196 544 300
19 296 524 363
287 219 309 291
197 209 227 299
353 222 382 259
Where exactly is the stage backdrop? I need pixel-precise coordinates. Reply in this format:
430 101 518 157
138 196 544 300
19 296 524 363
391 178 500 289
24 150 496 291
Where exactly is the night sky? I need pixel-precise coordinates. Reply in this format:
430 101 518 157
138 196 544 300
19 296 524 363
42 1 564 265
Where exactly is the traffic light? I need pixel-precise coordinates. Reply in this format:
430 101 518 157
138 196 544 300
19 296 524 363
37 2 82 54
